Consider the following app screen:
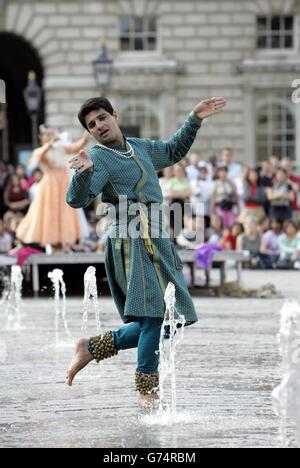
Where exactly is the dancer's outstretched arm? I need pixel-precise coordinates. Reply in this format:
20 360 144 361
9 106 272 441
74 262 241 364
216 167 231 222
147 97 226 171
64 131 90 155
66 149 110 209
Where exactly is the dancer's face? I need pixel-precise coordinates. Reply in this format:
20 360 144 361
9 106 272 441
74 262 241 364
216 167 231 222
85 108 122 145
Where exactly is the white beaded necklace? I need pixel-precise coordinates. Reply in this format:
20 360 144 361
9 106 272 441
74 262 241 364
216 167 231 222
96 141 134 159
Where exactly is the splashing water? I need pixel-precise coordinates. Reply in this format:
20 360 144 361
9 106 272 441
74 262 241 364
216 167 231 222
0 270 10 306
48 269 72 346
5 266 24 330
272 299 300 447
141 282 187 425
82 266 102 333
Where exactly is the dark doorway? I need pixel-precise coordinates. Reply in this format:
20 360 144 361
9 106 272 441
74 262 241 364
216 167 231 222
0 32 44 163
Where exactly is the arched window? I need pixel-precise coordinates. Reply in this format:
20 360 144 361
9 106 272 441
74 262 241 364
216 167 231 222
256 94 296 161
120 95 161 140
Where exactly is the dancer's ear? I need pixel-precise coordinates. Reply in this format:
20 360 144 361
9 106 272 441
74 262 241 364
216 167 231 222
113 111 118 120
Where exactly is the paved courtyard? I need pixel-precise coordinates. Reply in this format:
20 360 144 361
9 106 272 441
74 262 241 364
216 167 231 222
0 270 299 448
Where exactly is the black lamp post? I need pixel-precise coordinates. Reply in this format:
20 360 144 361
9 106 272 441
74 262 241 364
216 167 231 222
23 71 42 149
92 39 113 96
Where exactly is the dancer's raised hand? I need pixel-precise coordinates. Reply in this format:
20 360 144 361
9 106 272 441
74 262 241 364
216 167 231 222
69 150 93 173
193 97 226 120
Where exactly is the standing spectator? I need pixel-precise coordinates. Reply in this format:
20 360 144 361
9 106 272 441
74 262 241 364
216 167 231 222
190 162 215 227
159 167 173 203
212 165 238 229
221 223 244 250
260 160 274 188
259 218 283 269
186 153 201 181
0 161 9 218
208 154 219 181
167 164 192 241
3 174 30 216
269 156 280 175
221 147 242 181
239 168 266 224
281 158 300 216
278 221 300 269
266 168 295 222
237 216 262 268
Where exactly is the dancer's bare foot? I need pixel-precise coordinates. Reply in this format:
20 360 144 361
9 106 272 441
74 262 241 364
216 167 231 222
66 339 93 386
138 393 160 409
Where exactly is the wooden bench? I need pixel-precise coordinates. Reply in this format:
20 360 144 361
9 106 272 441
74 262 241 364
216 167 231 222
0 249 249 295
179 250 250 288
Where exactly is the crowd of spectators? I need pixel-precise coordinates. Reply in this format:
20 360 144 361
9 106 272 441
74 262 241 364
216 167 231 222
159 148 300 270
1 146 300 270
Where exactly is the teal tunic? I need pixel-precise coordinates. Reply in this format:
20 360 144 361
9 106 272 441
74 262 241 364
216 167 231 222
67 112 202 326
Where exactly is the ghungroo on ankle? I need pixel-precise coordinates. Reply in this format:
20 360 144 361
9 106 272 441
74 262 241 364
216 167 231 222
135 369 159 395
88 331 118 363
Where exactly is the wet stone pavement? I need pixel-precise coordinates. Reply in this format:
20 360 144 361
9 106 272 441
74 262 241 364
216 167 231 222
0 270 299 448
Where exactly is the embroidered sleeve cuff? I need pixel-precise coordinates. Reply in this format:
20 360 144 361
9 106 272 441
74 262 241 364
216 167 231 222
189 111 203 127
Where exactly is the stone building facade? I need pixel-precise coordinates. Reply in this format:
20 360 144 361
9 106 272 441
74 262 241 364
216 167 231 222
0 0 300 166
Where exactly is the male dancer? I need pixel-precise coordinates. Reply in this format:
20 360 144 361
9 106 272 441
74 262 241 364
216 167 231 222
66 96 226 407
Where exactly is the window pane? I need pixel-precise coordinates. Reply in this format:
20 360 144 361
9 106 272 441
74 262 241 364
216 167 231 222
134 17 143 33
134 37 144 50
120 16 131 34
257 35 267 48
284 16 294 31
147 36 157 50
271 16 280 31
271 35 280 48
148 17 157 33
120 37 131 51
257 16 267 32
284 35 293 48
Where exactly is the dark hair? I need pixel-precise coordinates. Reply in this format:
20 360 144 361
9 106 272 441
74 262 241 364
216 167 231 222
271 218 284 228
246 167 261 186
78 97 114 130
284 220 298 232
231 222 244 235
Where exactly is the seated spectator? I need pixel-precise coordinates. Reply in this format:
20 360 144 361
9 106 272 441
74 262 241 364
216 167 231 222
212 165 238 229
258 217 270 235
29 168 43 201
266 168 295 222
176 214 204 250
278 220 300 270
190 162 215 227
237 216 262 268
239 168 266 224
0 218 12 253
3 174 30 216
221 223 244 251
259 218 283 269
206 214 224 244
16 164 35 192
186 153 201 181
